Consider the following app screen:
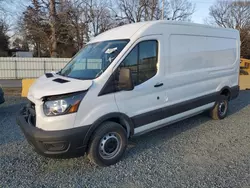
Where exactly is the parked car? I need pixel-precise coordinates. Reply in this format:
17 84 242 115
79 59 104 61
17 20 240 167
0 85 4 104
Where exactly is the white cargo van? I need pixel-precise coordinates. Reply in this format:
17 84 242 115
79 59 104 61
17 21 240 166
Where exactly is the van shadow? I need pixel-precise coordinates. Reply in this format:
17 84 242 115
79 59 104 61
125 114 210 160
124 90 250 160
228 90 250 115
0 101 28 145
0 102 27 113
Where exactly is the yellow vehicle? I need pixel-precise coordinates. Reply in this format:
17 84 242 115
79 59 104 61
240 58 250 90
240 58 250 75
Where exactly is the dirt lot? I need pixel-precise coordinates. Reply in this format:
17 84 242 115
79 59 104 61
0 91 250 188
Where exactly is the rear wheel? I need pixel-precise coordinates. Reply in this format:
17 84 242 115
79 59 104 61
210 95 229 120
87 121 127 166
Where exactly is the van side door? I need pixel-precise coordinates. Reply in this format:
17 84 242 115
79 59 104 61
114 35 166 134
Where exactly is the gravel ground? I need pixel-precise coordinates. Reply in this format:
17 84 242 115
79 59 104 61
0 92 250 188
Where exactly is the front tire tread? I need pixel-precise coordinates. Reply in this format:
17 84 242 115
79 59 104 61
87 121 127 167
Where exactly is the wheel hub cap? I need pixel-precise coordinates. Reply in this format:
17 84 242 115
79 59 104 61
219 101 227 116
99 133 121 159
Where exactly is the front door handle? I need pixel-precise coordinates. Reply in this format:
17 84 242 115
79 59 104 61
154 83 164 87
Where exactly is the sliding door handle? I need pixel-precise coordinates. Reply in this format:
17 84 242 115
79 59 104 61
154 83 164 87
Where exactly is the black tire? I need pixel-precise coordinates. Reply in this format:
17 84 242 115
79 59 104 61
87 121 127 167
210 95 229 120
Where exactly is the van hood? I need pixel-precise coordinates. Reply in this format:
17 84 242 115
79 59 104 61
28 73 93 100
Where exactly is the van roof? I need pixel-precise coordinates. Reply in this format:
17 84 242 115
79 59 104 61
89 20 238 43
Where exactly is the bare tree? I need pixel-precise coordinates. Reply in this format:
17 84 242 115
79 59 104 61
167 0 195 21
66 0 88 50
49 0 58 57
0 0 11 56
208 0 250 58
0 0 11 33
0 0 6 12
22 0 50 57
22 0 77 57
66 0 120 39
17 0 195 58
208 0 250 29
84 0 115 36
117 0 146 23
117 0 195 23
117 0 162 23
142 0 158 21
0 19 9 56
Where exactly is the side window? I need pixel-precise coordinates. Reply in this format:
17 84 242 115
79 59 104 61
138 41 158 84
121 40 158 86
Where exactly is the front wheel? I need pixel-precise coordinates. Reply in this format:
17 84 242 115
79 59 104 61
87 121 127 166
210 95 229 120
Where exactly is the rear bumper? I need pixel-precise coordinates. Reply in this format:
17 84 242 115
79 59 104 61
16 107 90 157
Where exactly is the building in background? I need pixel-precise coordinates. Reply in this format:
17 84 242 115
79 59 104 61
8 49 33 57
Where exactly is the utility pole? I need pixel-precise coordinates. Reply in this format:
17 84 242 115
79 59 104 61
162 0 164 20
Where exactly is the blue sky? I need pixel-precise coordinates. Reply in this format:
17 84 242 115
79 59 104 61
192 0 215 23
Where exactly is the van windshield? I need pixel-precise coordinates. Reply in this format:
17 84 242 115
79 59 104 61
59 40 129 80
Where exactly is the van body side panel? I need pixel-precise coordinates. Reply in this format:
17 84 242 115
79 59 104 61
169 35 238 73
132 91 217 128
133 24 240 135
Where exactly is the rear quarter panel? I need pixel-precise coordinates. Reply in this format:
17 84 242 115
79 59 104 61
163 24 239 106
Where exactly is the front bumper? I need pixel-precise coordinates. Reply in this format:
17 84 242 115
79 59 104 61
0 88 4 104
16 106 90 157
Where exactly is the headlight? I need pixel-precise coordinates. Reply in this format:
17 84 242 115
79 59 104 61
43 91 86 116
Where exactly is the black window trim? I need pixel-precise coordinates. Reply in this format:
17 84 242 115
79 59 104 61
98 39 159 96
136 40 159 86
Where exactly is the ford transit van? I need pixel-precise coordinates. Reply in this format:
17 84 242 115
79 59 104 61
17 21 240 166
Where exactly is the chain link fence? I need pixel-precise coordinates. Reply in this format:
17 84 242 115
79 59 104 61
0 58 70 79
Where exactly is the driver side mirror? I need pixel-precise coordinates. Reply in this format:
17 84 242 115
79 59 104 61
117 67 134 91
